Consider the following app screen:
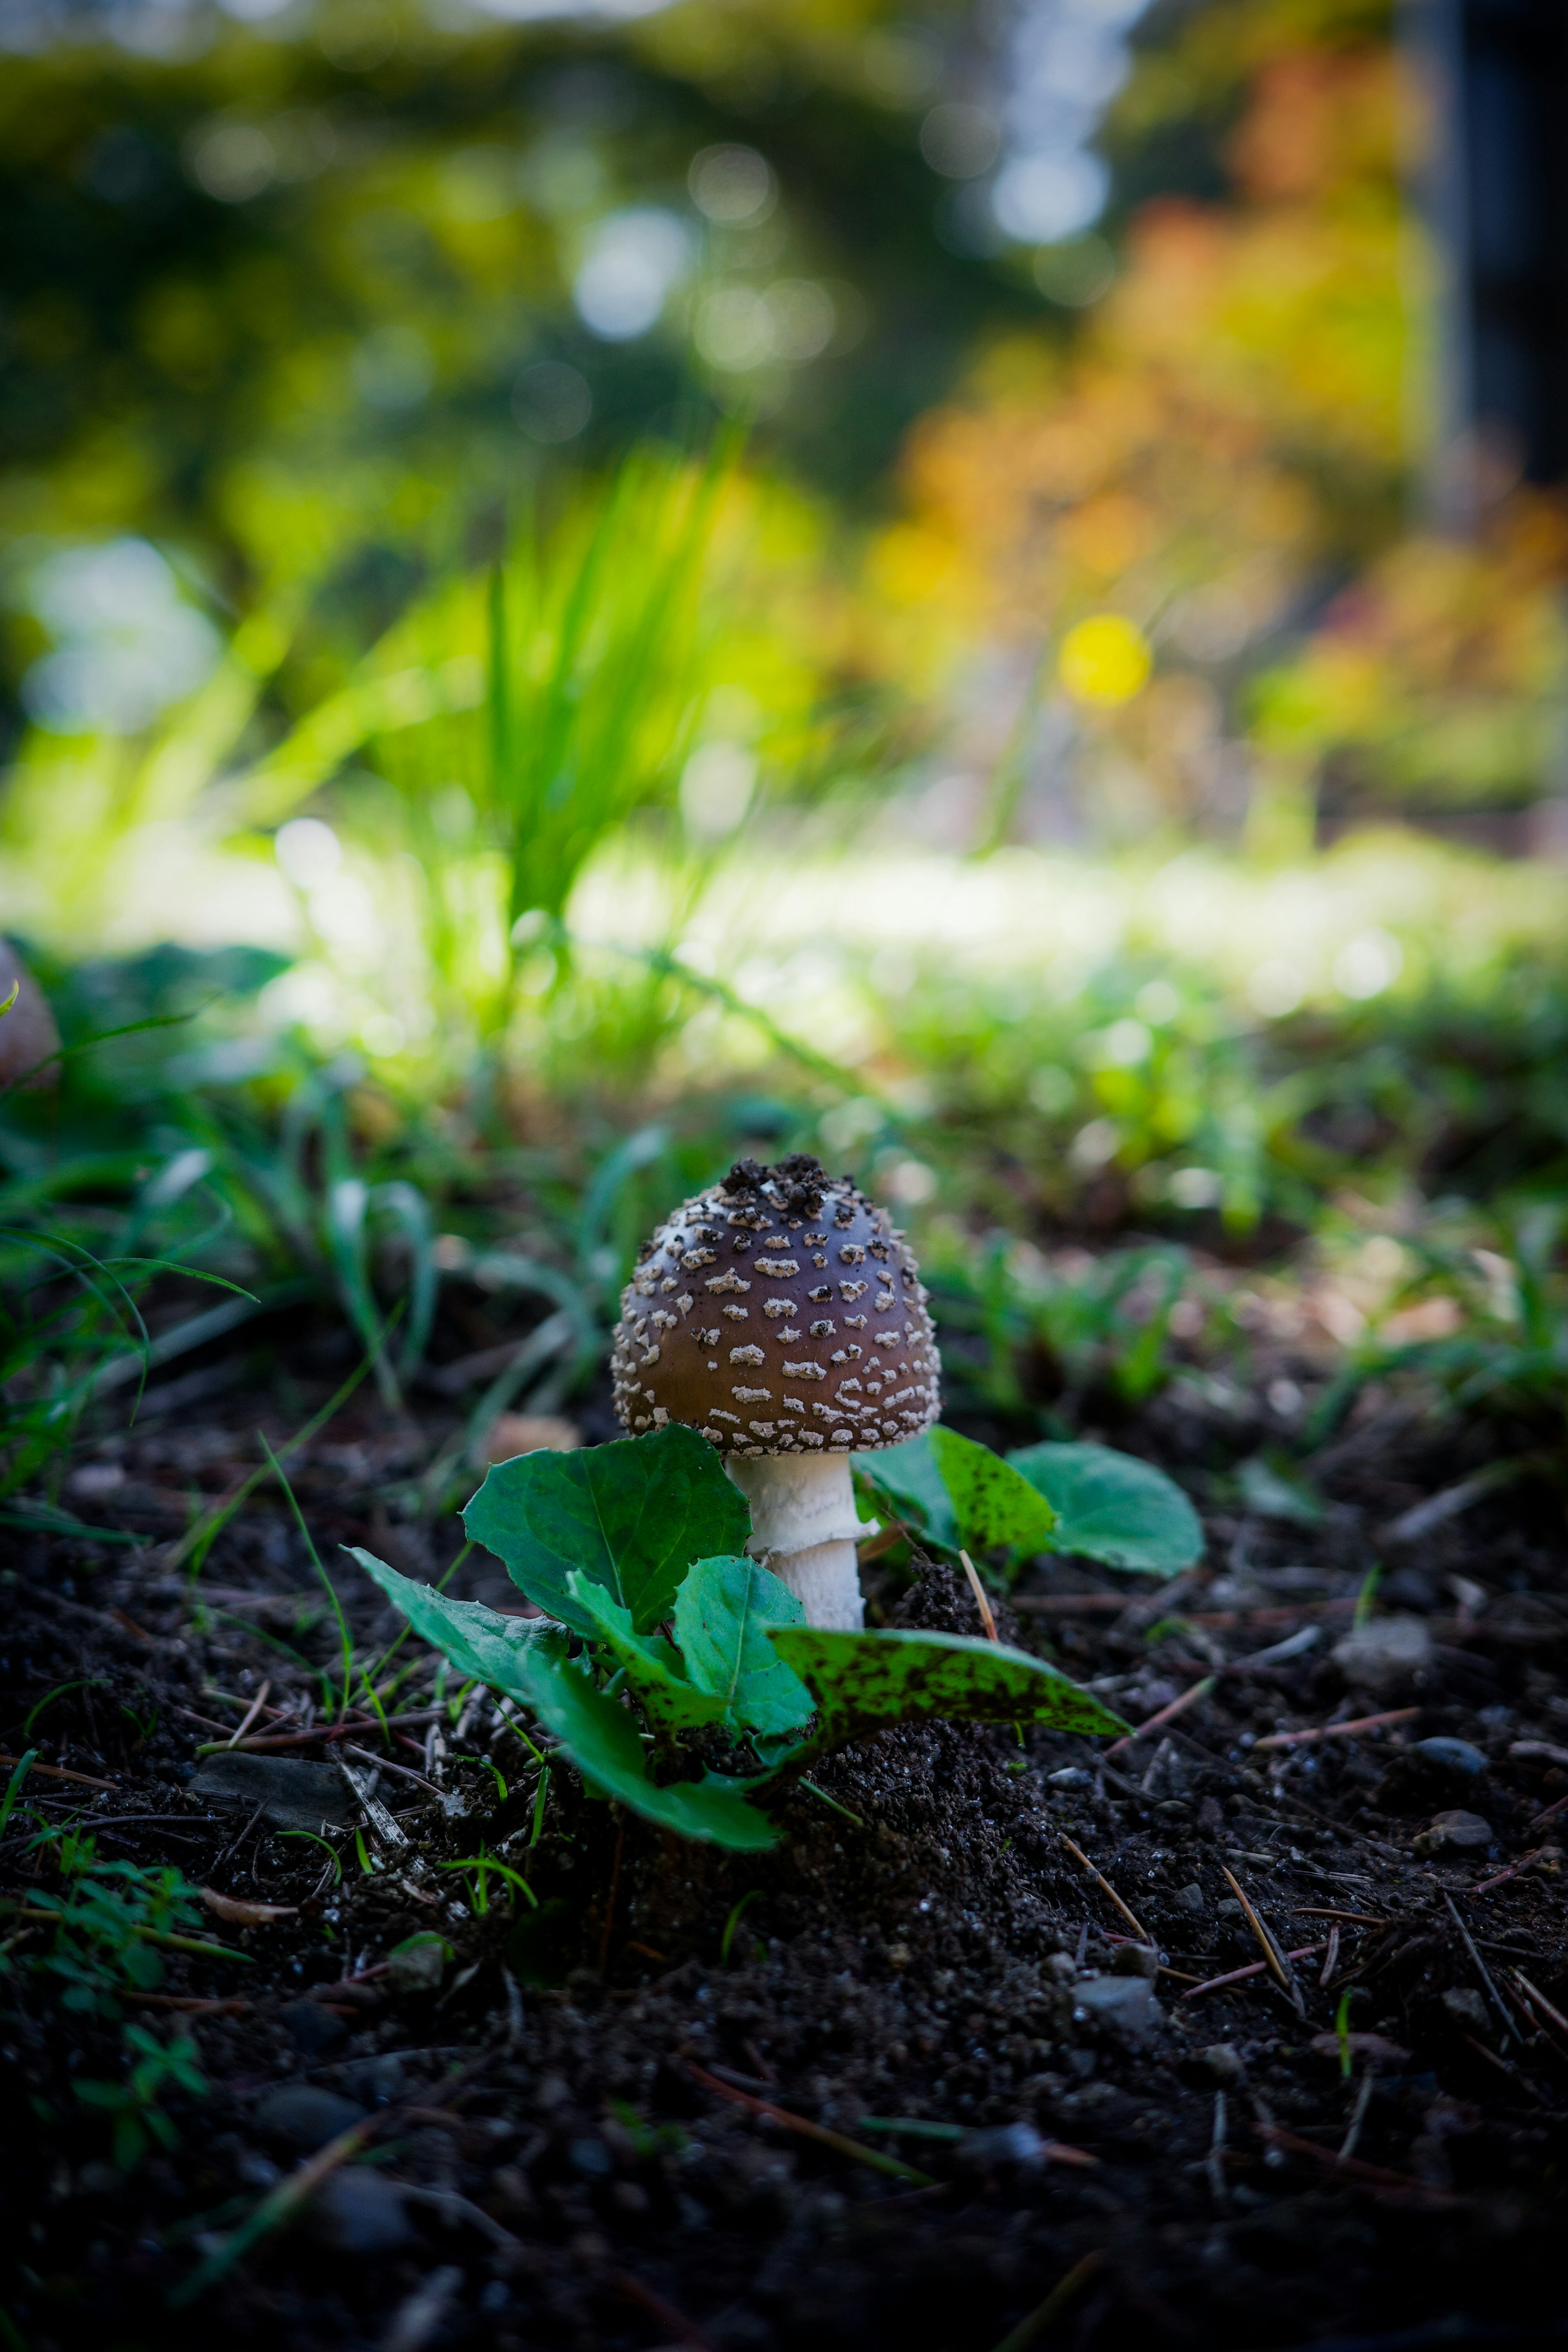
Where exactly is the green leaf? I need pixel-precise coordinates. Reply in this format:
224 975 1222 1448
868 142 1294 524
673 1555 814 1737
463 1423 750 1635
520 1646 781 1850
1007 1441 1203 1575
1236 1454 1326 1527
347 1546 564 1702
853 1432 957 1548
930 1425 1058 1555
349 1545 779 1849
771 1627 1129 1754
565 1570 726 1732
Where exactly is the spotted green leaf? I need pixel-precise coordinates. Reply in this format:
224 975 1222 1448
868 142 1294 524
771 1626 1129 1757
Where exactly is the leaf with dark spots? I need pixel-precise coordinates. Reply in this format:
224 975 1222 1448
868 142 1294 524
930 1425 1058 1555
770 1626 1129 1757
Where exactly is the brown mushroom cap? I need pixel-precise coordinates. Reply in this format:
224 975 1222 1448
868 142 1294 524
611 1153 941 1458
0 939 61 1093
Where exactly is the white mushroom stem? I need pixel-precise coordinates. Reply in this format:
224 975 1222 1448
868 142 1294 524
723 1451 869 1632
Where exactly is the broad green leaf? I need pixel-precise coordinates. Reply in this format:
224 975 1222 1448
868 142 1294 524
1236 1454 1325 1527
930 1426 1057 1556
565 1569 726 1732
348 1546 564 1702
771 1626 1129 1754
853 1432 957 1550
673 1555 813 1738
350 1545 779 1849
463 1422 750 1635
1007 1441 1203 1575
520 1646 781 1850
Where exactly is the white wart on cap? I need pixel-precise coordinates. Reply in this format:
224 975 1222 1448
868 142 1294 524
611 1153 940 1628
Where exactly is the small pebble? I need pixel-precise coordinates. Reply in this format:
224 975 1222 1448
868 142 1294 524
1414 1737 1486 1779
1441 1986 1492 2036
1073 1974 1161 2042
1412 1810 1492 1856
255 2085 367 2154
957 2121 1044 2170
281 2000 347 2058
1173 1882 1207 1914
1111 1943 1160 1980
1333 1616 1433 1688
1196 2045 1246 2086
305 2168 412 2255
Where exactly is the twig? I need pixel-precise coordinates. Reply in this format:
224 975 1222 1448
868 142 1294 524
390 2181 522 2250
212 1802 265 1873
1222 1867 1302 2011
1291 1908 1391 1927
1515 1971 1568 2043
1105 1675 1215 1758
683 2060 934 2186
223 1680 272 1748
1470 1849 1552 1895
1057 1833 1151 1944
987 2250 1107 2352
1206 2091 1227 2207
343 1744 442 1795
337 1757 409 1850
856 1518 912 1567
1526 1787 1568 1835
613 2270 718 2352
1442 1891 1514 2046
959 1550 999 1641
1251 2123 1464 2207
1319 1927 1341 1987
1253 1708 1420 1753
599 1811 627 1978
1182 1943 1328 2000
0 1751 116 1791
192 1710 440 1757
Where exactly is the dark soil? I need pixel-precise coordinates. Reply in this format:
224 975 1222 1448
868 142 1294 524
5 1356 1568 2352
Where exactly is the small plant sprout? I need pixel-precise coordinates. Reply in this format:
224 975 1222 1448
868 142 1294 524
609 1155 942 1629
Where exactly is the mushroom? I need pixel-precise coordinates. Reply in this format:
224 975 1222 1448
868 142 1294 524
0 938 60 1093
610 1153 941 1629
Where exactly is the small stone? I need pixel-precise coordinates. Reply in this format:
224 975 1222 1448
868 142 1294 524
338 2054 406 2105
280 2000 347 2058
385 1931 451 1995
305 2168 412 2254
255 2085 367 2154
1111 1943 1160 1979
1442 1986 1492 2036
1196 2044 1246 2086
1413 1809 1492 1857
1332 1616 1432 1689
957 2121 1044 2170
1072 1974 1160 2042
1414 1737 1487 1780
191 1752 356 1831
1173 1883 1207 1915
1216 1898 1245 1920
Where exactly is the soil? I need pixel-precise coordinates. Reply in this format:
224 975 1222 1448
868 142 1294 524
4 1336 1568 2352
